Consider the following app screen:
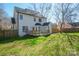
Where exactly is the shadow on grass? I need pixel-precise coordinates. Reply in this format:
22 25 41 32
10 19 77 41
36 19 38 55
62 33 79 55
63 33 79 45
43 34 50 37
0 35 38 44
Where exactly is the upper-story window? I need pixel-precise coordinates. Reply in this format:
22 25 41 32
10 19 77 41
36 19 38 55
39 18 42 22
20 14 23 20
34 18 36 21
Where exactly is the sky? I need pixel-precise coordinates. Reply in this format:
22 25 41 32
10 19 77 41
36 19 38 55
3 3 32 17
1 3 55 23
1 3 79 23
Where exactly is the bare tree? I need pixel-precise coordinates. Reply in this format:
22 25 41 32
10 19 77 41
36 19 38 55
53 3 79 32
0 4 4 30
53 3 79 55
0 4 8 18
0 4 10 39
29 3 52 21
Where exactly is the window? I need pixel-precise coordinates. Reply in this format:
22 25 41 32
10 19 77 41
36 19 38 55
22 26 28 32
34 18 36 21
39 18 42 22
20 14 23 20
23 26 25 32
0 19 1 21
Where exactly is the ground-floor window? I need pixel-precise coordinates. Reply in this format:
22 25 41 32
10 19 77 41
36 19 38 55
22 26 28 32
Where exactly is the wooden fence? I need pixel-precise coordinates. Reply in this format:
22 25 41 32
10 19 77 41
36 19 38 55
62 28 79 32
0 30 18 38
52 27 79 33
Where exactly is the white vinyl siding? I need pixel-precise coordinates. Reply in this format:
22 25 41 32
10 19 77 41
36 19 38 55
20 14 23 20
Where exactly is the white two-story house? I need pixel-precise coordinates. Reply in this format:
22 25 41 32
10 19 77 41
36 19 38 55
14 7 52 36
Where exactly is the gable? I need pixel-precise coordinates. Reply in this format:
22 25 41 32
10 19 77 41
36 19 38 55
14 7 47 19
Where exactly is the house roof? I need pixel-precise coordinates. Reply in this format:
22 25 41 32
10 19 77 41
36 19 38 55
35 23 41 26
42 22 50 26
35 22 50 26
14 7 47 19
69 22 79 27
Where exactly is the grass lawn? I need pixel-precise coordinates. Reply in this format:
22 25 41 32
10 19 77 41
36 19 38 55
0 32 79 56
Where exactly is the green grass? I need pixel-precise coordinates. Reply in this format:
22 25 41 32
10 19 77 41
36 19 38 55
0 33 79 56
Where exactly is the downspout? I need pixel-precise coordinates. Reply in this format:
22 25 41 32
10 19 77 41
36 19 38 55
17 12 19 36
48 25 49 33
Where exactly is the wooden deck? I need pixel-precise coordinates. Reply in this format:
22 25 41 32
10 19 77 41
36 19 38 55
27 30 50 36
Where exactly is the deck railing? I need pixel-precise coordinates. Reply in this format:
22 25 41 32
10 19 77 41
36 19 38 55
28 30 50 36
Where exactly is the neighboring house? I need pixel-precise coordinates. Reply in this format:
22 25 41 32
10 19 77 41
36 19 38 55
62 22 79 29
0 17 12 30
14 7 52 36
57 21 79 32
